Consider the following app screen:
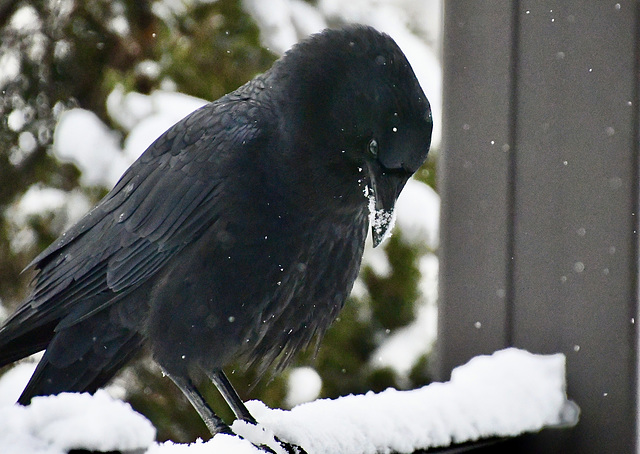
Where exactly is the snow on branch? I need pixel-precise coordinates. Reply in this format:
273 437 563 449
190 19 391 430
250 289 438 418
0 348 578 454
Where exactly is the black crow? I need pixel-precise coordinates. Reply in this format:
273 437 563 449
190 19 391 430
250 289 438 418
0 24 432 447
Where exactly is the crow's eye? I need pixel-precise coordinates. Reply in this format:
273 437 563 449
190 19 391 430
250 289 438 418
368 138 378 157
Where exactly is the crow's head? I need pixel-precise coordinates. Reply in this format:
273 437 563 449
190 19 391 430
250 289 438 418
274 25 432 246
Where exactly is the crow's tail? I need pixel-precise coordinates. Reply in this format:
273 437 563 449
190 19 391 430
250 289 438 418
0 320 57 369
1 307 143 405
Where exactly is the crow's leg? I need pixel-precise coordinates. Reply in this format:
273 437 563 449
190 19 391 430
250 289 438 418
208 369 307 454
162 367 232 435
208 369 256 423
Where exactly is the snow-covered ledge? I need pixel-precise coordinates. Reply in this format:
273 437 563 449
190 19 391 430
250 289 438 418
0 348 578 454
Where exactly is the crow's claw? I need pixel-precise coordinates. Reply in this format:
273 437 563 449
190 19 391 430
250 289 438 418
274 437 307 454
255 438 306 454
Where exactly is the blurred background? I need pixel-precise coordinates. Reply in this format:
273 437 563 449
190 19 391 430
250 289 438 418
0 0 442 442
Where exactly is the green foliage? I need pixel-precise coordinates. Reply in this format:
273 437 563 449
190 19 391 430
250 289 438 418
415 152 438 190
363 232 422 330
97 0 276 104
409 353 433 389
0 0 437 444
157 0 276 101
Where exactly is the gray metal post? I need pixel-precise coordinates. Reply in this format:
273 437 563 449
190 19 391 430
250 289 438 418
437 2 639 452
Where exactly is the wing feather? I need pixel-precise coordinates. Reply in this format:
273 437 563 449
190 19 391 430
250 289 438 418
0 94 268 344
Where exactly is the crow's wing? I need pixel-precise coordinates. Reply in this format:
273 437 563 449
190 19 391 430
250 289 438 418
1 94 270 339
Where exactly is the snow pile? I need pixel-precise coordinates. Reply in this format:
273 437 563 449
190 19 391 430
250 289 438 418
148 436 261 454
0 349 578 454
245 348 578 453
0 389 155 454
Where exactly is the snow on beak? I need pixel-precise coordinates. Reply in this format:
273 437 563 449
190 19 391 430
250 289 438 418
366 164 410 247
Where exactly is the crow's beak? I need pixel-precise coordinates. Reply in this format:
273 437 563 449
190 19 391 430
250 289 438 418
367 165 410 247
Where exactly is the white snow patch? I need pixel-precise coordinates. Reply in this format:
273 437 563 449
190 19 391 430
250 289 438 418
363 240 391 277
136 59 162 79
5 185 91 253
242 0 327 54
148 435 260 454
53 108 129 187
106 85 206 134
10 5 41 32
9 185 61 217
108 14 130 37
349 277 369 300
0 389 155 454
285 367 323 407
106 85 155 131
371 207 396 246
7 109 27 131
233 420 290 454
52 89 207 188
18 131 37 153
0 362 36 407
0 349 577 454
371 255 438 379
418 253 439 303
107 86 207 162
395 179 440 248
249 349 578 454
0 50 21 90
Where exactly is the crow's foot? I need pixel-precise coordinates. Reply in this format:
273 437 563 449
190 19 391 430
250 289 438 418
252 434 307 454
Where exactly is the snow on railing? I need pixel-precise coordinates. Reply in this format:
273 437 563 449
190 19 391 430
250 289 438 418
0 348 578 454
